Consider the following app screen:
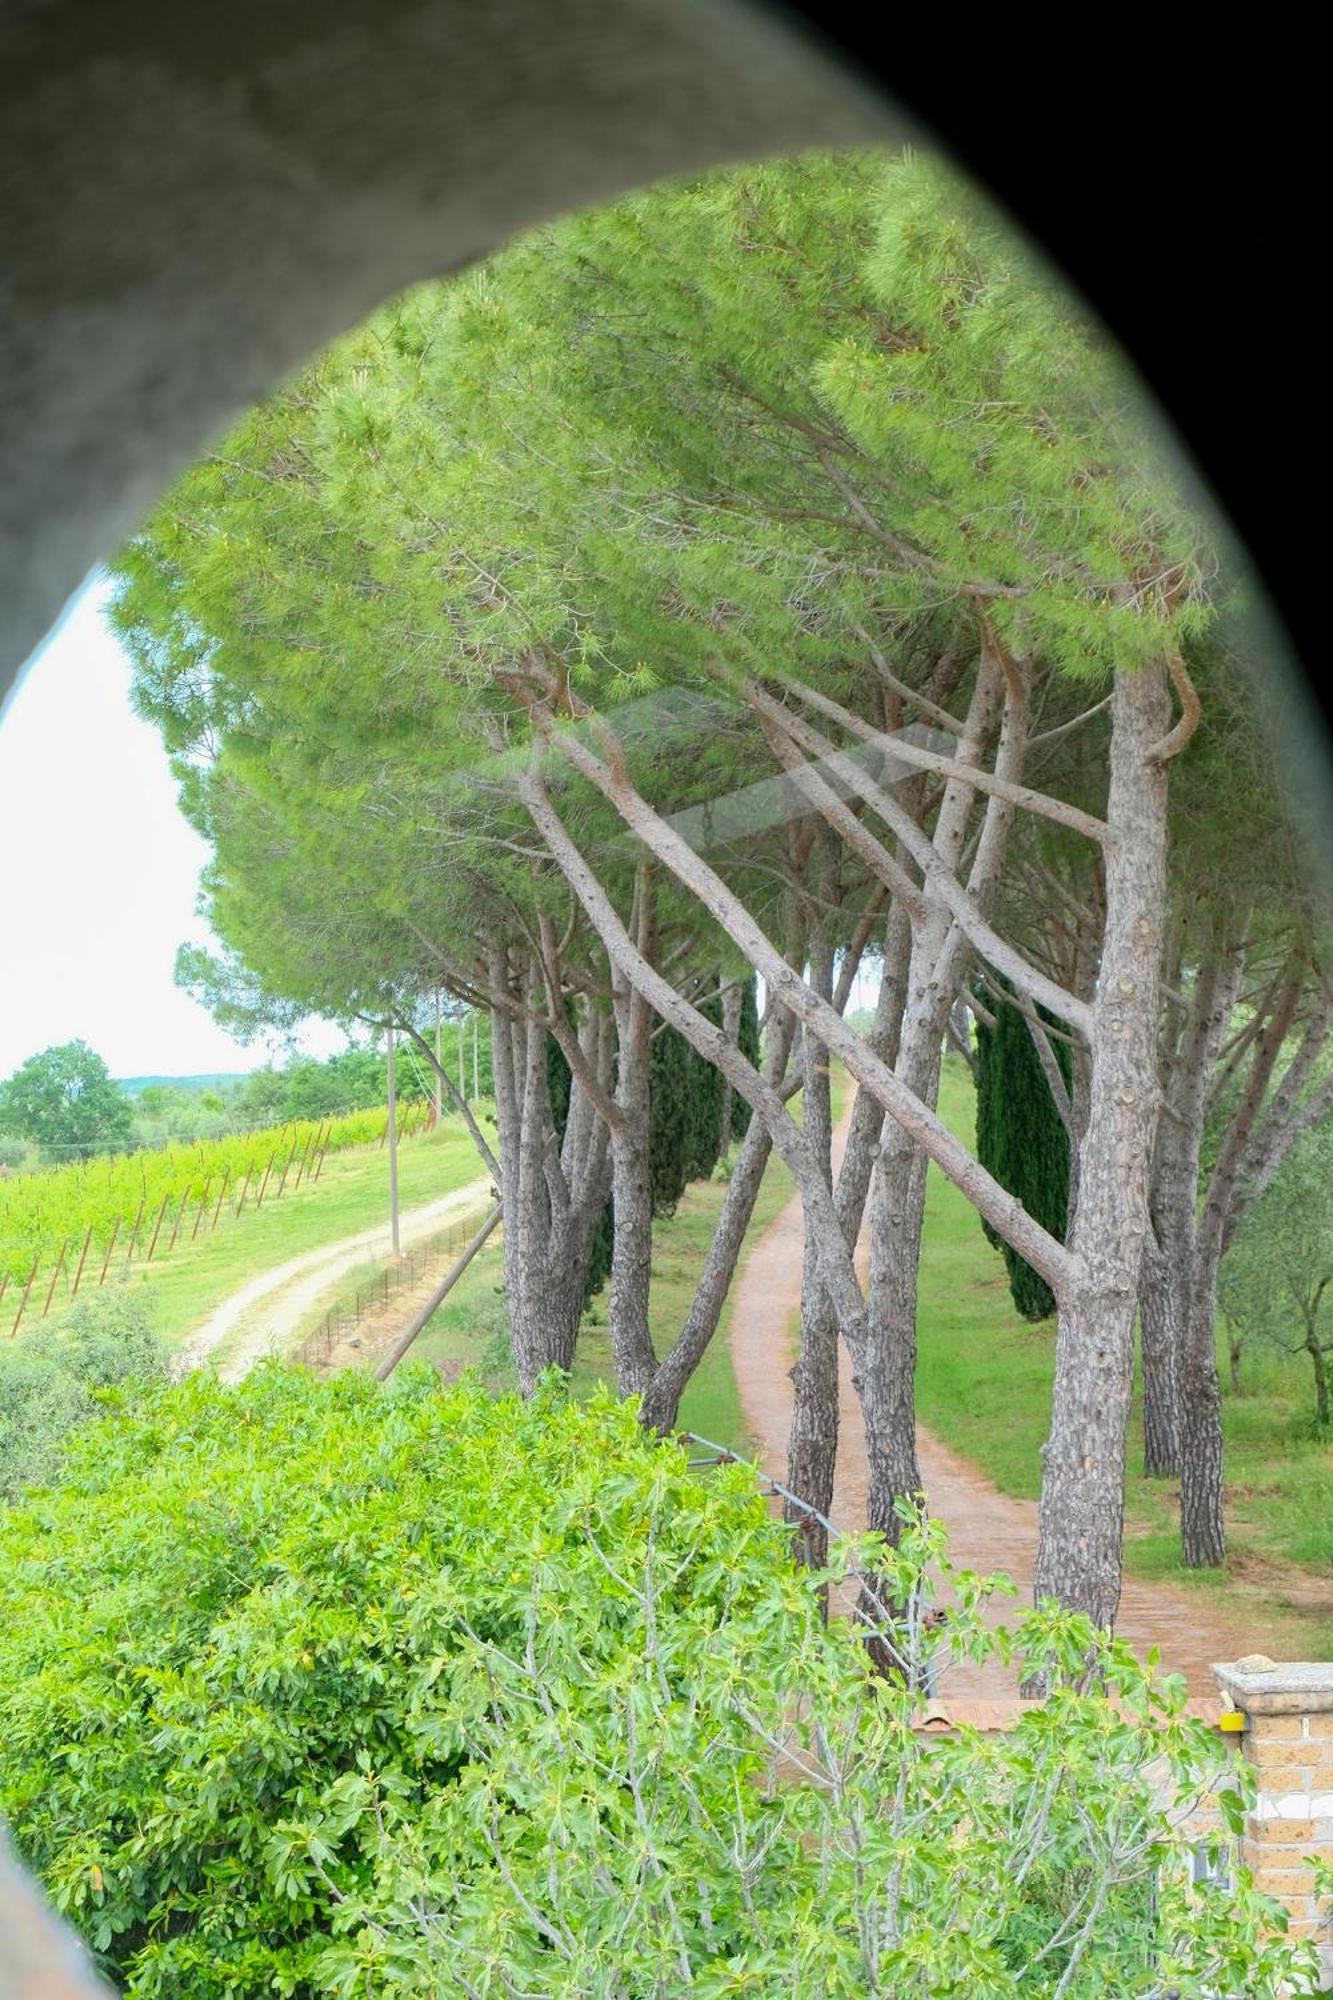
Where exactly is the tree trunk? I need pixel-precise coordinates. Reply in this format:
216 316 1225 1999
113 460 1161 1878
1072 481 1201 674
520 764 880 1456
1180 965 1302 1566
1138 1231 1181 1478
607 1012 655 1395
1032 659 1171 1632
786 924 838 1566
1179 1257 1227 1566
608 875 658 1398
1311 1333 1330 1428
637 1009 799 1434
1142 940 1244 1485
490 945 610 1394
862 648 1011 1544
1228 1322 1244 1395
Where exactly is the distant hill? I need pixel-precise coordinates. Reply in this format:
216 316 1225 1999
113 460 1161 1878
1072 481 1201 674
116 1072 249 1096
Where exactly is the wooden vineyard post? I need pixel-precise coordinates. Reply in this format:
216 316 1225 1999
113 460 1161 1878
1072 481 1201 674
97 1219 121 1286
211 1173 229 1229
292 1130 315 1191
10 1253 40 1336
191 1179 212 1240
123 1195 147 1268
167 1193 189 1254
0 1274 8 1317
41 1237 69 1316
69 1224 95 1297
254 1152 277 1209
234 1167 253 1217
276 1138 301 1198
145 1194 171 1263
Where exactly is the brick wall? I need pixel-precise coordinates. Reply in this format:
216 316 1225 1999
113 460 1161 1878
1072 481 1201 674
912 1663 1333 1988
1214 1658 1333 1984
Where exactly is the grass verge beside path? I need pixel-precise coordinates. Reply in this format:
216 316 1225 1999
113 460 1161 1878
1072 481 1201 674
917 1055 1333 1655
45 1111 494 1350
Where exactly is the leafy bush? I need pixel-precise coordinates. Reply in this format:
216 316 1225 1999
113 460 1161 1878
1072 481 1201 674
0 1289 168 1502
0 1368 1319 1997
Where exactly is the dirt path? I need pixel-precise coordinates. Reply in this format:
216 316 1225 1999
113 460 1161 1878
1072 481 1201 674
178 1176 492 1382
730 1106 1255 1697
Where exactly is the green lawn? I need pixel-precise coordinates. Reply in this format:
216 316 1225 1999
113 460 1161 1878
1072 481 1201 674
43 1111 493 1349
916 1055 1333 1654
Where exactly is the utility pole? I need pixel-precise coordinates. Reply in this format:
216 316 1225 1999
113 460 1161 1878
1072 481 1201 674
459 1012 467 1103
387 1024 401 1258
473 1011 480 1101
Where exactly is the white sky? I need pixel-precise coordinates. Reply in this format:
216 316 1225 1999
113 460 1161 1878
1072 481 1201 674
0 576 345 1081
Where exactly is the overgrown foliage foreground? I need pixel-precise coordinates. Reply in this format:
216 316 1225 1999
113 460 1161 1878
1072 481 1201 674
0 1289 168 1501
0 1369 1319 1997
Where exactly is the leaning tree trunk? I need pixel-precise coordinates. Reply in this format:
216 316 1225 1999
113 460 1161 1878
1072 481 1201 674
1032 659 1171 1632
636 1008 799 1434
861 654 1008 1544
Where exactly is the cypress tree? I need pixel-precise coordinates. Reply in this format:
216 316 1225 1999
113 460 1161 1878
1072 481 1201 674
972 979 1072 1320
730 977 761 1141
650 998 727 1217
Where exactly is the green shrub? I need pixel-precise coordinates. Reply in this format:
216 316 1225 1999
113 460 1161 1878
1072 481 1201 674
0 1368 1318 1997
0 1289 168 1502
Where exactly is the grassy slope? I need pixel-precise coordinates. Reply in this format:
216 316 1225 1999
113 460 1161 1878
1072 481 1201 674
44 1113 492 1348
916 1054 1333 1651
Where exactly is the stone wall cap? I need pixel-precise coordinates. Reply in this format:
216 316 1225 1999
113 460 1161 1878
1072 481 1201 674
1213 1660 1333 1714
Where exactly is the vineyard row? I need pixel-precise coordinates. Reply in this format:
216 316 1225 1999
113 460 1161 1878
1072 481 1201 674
1 1098 435 1321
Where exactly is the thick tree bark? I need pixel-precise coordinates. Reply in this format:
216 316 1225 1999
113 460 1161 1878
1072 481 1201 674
1140 943 1244 1477
490 942 611 1393
1033 659 1172 1632
1138 1232 1181 1478
786 915 839 1566
1180 964 1303 1564
607 871 659 1397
